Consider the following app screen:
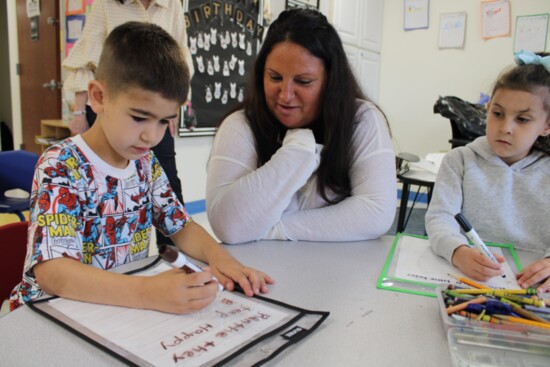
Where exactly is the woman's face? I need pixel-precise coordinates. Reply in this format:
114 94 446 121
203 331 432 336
263 40 327 129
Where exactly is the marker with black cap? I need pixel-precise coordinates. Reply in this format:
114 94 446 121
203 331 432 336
454 213 498 264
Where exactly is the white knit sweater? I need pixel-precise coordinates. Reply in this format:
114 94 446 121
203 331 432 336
206 100 396 244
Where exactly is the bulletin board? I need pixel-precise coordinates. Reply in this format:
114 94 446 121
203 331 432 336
179 0 266 137
64 0 94 57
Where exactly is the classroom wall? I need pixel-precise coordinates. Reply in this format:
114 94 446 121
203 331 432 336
379 0 550 158
6 1 550 202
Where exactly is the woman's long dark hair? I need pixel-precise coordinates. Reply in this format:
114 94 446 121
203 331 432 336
223 9 373 203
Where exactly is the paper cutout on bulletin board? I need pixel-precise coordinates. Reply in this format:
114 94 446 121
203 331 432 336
481 0 510 39
66 0 86 15
514 13 549 53
404 0 429 31
66 15 86 43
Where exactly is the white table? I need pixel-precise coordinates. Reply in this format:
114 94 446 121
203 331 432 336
0 237 541 367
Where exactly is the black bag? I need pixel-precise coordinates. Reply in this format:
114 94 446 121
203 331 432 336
433 95 550 154
433 96 486 140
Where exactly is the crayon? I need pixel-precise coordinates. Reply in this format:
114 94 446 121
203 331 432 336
498 293 546 308
446 296 487 315
452 288 538 296
492 315 550 330
500 298 550 324
444 289 475 300
458 310 504 324
525 305 550 315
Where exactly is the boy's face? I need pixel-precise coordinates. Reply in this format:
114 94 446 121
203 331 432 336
486 88 550 165
88 82 180 168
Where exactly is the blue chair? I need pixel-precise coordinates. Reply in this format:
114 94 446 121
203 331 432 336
0 150 39 221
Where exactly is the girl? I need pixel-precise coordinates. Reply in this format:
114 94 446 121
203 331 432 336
426 50 550 292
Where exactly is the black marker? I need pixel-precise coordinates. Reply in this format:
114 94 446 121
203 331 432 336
454 213 498 263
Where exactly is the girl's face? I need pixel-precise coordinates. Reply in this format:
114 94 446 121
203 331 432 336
486 88 550 165
263 41 327 129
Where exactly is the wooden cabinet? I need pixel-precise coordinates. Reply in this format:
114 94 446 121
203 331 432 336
36 119 70 152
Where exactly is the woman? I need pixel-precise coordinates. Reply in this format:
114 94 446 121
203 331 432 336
206 8 396 244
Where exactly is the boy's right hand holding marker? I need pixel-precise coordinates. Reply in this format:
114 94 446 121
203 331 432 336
452 245 506 282
141 269 219 314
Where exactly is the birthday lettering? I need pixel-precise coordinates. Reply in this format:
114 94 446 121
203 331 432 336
223 2 233 17
234 8 244 25
172 340 216 362
212 1 221 17
160 324 214 350
185 2 263 39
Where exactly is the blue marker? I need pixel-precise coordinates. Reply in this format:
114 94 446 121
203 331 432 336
454 213 499 264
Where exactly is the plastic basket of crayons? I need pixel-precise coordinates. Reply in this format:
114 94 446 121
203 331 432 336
437 283 550 366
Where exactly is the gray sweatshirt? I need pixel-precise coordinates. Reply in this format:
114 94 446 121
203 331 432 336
425 136 550 263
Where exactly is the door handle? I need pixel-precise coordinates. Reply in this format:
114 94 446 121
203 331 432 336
47 17 59 25
42 79 62 90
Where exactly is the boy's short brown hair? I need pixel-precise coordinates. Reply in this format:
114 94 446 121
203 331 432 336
95 21 189 104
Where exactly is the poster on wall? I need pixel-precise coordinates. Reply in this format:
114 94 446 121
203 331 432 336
438 12 466 49
66 0 86 15
404 0 429 31
514 13 548 53
285 0 319 10
180 0 265 137
481 0 510 39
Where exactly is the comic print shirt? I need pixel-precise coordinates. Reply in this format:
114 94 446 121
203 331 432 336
10 135 190 309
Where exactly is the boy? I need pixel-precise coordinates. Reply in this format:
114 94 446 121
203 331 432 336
10 22 273 313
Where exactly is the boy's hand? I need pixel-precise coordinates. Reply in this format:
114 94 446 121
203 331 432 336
206 248 274 297
143 268 218 314
452 245 505 281
516 258 550 293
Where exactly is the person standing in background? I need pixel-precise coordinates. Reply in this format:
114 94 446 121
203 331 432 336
63 0 194 248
